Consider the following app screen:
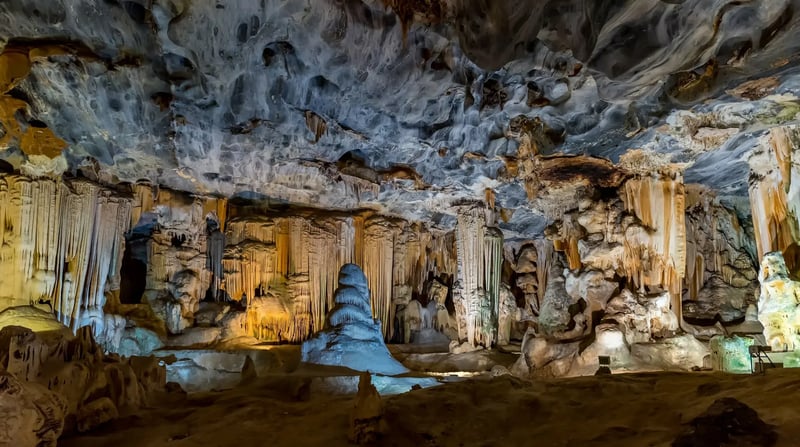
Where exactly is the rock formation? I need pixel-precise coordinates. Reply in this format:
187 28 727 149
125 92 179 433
0 309 166 445
0 0 798 387
0 176 129 335
454 206 503 347
221 212 457 344
301 264 408 375
683 186 759 324
757 252 800 352
749 128 800 275
348 372 384 445
0 370 66 447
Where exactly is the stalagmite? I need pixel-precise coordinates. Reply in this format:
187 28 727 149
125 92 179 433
301 264 408 375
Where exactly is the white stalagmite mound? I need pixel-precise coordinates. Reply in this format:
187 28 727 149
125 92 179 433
301 264 409 375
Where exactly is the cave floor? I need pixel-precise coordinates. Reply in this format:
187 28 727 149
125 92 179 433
59 368 800 447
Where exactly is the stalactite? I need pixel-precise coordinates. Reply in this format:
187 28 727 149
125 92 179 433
455 206 502 347
0 174 131 332
129 183 155 228
423 229 457 281
206 227 225 300
748 126 800 272
307 219 341 333
552 214 582 270
484 227 503 346
534 239 554 307
621 172 686 319
363 217 396 338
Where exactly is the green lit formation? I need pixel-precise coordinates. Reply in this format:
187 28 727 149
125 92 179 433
710 336 755 374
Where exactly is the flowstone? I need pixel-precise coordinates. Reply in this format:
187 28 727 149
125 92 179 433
301 264 408 375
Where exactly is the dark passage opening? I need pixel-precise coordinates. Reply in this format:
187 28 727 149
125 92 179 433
119 213 157 304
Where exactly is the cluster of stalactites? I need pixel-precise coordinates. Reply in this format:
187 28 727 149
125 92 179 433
222 216 342 341
0 174 131 330
130 184 227 233
221 213 444 342
748 126 800 273
362 216 395 338
136 185 223 311
683 185 756 301
621 172 687 316
455 206 503 347
552 213 582 271
545 172 687 319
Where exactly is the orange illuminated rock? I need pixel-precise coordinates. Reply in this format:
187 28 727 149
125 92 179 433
0 50 30 93
748 126 800 272
20 126 68 158
0 96 27 148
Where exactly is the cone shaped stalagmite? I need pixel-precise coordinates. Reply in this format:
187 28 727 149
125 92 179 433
301 263 409 375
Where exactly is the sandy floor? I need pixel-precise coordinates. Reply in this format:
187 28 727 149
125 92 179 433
58 368 800 447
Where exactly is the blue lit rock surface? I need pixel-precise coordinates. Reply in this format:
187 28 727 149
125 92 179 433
1 1 799 234
302 264 408 376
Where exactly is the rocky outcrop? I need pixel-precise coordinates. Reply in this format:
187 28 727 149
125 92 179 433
0 311 166 443
301 264 408 375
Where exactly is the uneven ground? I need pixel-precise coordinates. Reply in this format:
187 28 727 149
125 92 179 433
60 369 800 447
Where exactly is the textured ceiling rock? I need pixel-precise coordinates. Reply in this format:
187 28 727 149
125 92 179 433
1 0 800 235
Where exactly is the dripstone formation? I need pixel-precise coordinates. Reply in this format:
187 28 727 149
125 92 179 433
302 264 408 376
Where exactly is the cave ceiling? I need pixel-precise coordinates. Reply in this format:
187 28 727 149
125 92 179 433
1 0 799 237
